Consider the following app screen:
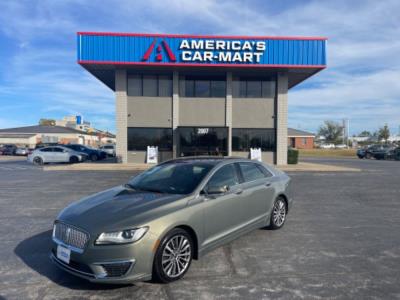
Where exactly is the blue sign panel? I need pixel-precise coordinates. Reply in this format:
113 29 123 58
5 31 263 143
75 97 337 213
77 33 326 68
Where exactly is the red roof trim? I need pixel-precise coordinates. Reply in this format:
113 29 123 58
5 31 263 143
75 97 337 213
78 60 326 69
77 31 328 41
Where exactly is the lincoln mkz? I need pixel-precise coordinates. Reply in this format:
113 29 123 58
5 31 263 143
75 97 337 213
51 157 293 283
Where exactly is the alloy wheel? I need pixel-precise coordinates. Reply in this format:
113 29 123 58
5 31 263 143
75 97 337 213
272 199 286 227
161 235 191 278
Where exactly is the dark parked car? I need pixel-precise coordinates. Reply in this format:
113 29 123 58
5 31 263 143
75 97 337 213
64 144 107 161
357 144 392 159
377 147 400 161
0 144 17 155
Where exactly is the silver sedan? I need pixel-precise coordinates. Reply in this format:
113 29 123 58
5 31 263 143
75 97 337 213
28 146 87 165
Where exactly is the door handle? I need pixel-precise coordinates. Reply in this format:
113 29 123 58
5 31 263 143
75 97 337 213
265 182 272 187
234 188 243 195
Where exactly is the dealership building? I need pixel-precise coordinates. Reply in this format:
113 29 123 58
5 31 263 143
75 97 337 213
77 32 326 164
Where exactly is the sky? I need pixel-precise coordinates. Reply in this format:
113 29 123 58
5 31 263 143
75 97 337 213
0 0 399 135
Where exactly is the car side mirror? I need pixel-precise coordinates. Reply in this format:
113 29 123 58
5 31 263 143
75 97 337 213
207 185 229 195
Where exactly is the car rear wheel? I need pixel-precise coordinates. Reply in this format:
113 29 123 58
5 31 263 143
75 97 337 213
90 154 98 161
69 156 78 164
269 197 287 230
365 153 372 159
153 228 193 283
33 156 43 165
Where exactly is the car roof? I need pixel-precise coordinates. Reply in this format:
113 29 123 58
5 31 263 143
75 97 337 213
162 156 257 165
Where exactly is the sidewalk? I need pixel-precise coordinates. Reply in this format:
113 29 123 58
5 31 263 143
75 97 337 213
43 161 361 172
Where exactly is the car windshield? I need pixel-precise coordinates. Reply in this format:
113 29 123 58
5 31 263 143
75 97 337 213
128 161 215 195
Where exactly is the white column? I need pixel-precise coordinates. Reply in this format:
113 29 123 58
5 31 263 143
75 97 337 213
172 71 179 158
115 69 128 163
276 73 288 165
226 72 233 156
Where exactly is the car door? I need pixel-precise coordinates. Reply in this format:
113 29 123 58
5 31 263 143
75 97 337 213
202 163 244 247
53 147 69 162
236 162 275 224
39 147 53 162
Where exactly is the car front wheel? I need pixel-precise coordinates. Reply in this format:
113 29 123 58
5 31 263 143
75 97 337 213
153 228 193 283
33 156 43 165
269 197 287 230
69 156 78 164
90 154 98 161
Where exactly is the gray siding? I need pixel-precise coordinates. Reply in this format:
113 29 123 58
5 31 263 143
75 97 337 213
232 98 275 128
127 97 172 127
179 98 226 126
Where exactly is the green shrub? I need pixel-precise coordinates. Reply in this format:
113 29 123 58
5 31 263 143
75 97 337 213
288 148 299 164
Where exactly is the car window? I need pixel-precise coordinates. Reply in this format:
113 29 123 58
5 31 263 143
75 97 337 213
257 165 273 177
207 164 239 189
128 162 214 194
53 147 64 152
40 147 52 152
238 162 266 182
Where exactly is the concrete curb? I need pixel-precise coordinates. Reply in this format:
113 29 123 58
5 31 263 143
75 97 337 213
43 162 360 172
278 162 361 172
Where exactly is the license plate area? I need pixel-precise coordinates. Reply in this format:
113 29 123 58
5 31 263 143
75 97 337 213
57 245 71 264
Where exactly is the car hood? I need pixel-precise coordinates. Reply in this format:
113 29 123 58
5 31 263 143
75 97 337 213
57 185 187 234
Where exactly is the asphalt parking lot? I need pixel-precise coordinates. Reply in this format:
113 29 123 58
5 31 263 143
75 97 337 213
0 157 399 299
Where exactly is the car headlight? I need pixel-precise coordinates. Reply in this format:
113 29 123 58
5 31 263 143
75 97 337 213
95 227 149 245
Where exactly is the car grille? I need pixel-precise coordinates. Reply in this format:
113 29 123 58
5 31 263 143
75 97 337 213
100 262 132 277
53 222 89 250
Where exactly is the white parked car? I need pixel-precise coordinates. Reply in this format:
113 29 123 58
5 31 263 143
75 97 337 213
28 146 87 165
335 144 348 149
100 144 116 157
320 143 335 149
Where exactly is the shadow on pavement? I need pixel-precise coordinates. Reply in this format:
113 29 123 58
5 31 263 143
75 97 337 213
14 230 137 291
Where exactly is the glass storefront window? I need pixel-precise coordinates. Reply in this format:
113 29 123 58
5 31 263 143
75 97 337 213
232 76 275 98
127 128 172 151
180 75 226 97
127 74 142 96
142 75 158 97
178 127 228 156
158 75 173 97
127 74 172 97
232 128 275 151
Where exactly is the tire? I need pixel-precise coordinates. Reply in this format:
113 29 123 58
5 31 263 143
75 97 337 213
269 197 287 230
365 153 372 159
90 154 98 161
69 156 79 164
33 156 43 166
152 228 193 283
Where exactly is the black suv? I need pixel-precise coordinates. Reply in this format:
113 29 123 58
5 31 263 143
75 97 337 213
63 144 107 161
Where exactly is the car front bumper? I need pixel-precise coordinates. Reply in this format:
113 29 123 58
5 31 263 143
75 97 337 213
50 233 156 284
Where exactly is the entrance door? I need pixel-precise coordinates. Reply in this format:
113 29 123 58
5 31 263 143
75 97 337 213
178 127 228 157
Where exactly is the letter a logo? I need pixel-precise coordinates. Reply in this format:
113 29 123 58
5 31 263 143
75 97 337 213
142 38 176 62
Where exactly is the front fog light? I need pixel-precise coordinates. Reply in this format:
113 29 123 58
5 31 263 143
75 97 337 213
95 227 149 245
